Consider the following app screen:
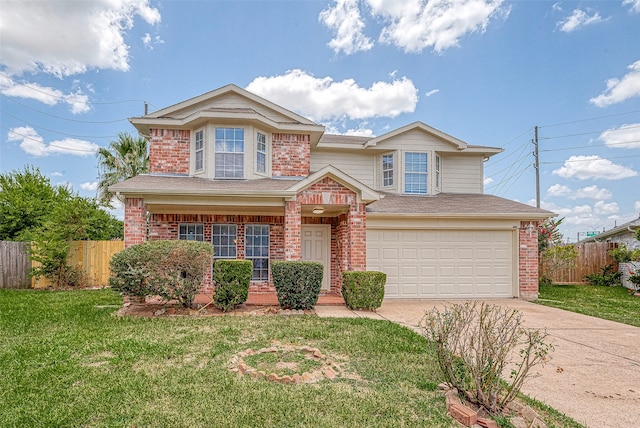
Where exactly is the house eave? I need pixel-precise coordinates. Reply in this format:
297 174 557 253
366 212 554 220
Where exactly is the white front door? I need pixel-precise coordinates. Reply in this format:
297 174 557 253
301 225 330 291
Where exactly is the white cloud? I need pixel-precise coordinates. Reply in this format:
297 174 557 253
0 0 161 77
80 181 99 191
624 0 640 13
484 177 494 186
425 89 440 97
557 9 604 33
573 185 612 200
319 0 373 54
635 200 640 213
7 126 99 157
142 33 164 50
547 183 572 197
593 200 619 216
319 0 507 54
552 155 637 180
50 172 64 177
246 69 418 122
0 72 91 114
598 123 640 149
552 3 563 12
590 60 640 107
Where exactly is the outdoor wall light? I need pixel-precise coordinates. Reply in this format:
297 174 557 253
526 222 536 237
312 206 325 215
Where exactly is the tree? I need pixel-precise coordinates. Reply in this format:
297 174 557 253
97 132 149 206
538 217 564 253
0 166 72 241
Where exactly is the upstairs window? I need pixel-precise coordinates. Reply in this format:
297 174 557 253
245 224 269 281
212 224 237 259
435 154 441 190
215 128 244 178
179 223 204 241
404 152 428 194
256 132 266 174
195 130 204 171
382 154 394 187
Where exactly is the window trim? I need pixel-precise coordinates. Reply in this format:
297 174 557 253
214 127 245 179
256 131 267 174
435 153 441 191
245 224 270 281
381 153 394 188
194 129 204 172
178 223 204 241
212 224 237 259
403 151 428 195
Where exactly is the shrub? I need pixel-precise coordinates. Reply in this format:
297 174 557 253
271 261 323 310
422 302 552 415
609 244 640 263
109 240 214 306
584 264 622 287
341 271 386 310
212 259 252 311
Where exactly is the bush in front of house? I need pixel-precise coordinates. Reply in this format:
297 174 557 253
342 271 386 310
271 261 323 310
584 264 622 287
212 259 252 311
109 240 214 307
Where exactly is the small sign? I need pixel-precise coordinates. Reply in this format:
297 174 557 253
585 231 599 237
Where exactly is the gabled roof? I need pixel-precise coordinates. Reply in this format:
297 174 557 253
287 165 380 203
364 122 470 150
579 215 640 243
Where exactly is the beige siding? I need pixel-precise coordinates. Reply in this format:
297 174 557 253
310 150 376 188
441 154 484 193
374 129 459 151
173 93 293 124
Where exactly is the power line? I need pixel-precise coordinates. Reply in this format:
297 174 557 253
540 154 640 165
541 140 640 152
0 109 119 140
15 82 147 106
539 109 640 128
1 124 101 153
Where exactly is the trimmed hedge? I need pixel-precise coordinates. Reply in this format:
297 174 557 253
271 261 323 310
109 240 214 307
212 259 252 311
342 271 386 310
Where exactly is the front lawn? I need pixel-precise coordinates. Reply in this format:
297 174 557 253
538 284 640 327
0 289 580 427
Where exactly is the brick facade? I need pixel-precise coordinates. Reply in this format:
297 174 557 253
149 128 190 174
518 220 540 301
124 198 147 248
272 133 310 177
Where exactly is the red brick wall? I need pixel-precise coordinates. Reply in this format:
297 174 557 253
272 133 310 177
149 128 190 174
519 220 540 300
124 198 146 248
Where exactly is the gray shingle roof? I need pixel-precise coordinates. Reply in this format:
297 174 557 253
109 174 299 193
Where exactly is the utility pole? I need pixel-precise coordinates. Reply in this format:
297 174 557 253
533 126 540 208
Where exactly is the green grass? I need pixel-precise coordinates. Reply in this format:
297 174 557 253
538 284 640 327
0 289 582 428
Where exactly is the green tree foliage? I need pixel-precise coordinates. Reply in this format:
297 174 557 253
97 132 149 206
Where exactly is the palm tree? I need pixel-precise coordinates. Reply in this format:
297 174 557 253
97 132 149 206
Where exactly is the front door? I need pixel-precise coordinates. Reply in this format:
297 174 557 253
301 225 330 291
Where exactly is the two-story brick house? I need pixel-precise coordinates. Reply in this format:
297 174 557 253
111 84 554 300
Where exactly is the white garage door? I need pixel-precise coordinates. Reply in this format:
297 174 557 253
367 229 514 298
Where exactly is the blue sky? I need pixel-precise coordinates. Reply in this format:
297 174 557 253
1 0 639 242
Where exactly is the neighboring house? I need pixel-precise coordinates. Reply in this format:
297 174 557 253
111 84 554 301
578 215 640 249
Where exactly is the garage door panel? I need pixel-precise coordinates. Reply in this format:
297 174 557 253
368 229 514 299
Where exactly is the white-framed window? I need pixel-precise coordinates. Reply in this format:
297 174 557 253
245 224 269 281
179 223 204 241
212 224 237 259
256 132 266 174
404 152 428 194
195 129 204 172
435 154 441 190
215 128 244 178
382 153 394 187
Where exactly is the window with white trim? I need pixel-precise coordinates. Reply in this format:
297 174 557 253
245 224 269 281
404 152 428 194
215 128 244 178
212 224 237 259
179 223 204 241
382 153 394 187
435 154 441 190
195 129 204 171
256 132 266 174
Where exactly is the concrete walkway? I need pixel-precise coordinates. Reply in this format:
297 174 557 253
315 299 640 428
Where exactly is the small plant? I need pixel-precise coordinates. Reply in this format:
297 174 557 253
212 259 252 311
609 244 640 263
628 270 640 292
584 264 622 287
341 271 386 310
271 261 323 310
422 301 552 415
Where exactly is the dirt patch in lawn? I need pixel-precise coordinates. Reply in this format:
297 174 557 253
114 302 315 318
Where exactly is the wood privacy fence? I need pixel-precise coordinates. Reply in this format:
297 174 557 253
0 241 32 289
0 241 124 289
540 242 618 284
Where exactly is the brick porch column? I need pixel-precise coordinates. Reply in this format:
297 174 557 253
284 200 301 260
348 202 367 271
519 220 539 301
124 197 146 248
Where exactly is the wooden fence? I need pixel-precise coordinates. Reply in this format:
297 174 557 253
0 241 32 289
540 242 618 284
0 240 124 289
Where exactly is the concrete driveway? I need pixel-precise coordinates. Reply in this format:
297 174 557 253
315 299 640 428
